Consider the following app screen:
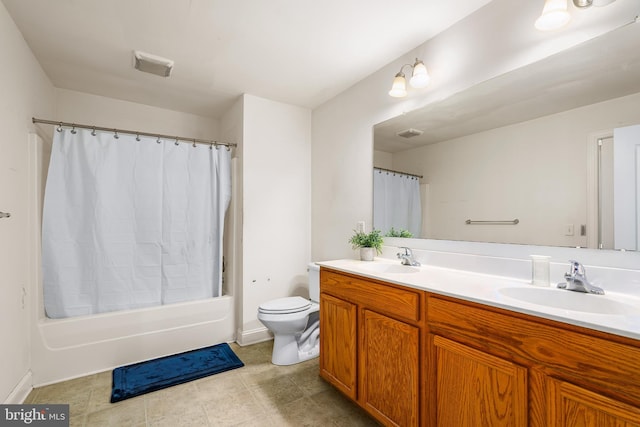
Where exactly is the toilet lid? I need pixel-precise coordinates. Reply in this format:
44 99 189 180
259 296 312 314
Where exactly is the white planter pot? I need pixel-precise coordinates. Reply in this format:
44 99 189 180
360 247 375 261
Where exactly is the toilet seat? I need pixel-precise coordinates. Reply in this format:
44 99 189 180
258 296 312 315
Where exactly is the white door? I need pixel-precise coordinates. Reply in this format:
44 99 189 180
613 125 640 250
599 136 614 249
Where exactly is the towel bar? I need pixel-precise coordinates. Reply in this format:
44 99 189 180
465 219 519 225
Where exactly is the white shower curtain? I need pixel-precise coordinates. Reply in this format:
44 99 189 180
42 128 231 318
373 169 422 237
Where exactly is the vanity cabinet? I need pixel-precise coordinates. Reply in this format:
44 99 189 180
319 266 640 427
427 294 640 427
431 335 527 426
319 293 357 399
547 378 640 426
319 268 427 427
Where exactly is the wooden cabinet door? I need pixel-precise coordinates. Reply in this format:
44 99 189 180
433 335 527 427
319 293 357 399
360 309 420 427
548 378 640 427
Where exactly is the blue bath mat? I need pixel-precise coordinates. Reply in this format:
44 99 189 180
110 343 244 402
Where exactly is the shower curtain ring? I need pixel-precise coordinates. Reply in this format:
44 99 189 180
226 145 230 151
70 125 77 134
114 130 119 139
91 127 96 136
56 123 63 132
174 138 179 146
209 143 213 150
136 134 141 142
192 140 197 148
157 137 161 144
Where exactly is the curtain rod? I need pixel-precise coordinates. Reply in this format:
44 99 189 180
32 118 237 149
374 166 423 179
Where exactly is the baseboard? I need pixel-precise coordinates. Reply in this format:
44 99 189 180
236 326 272 347
4 371 33 404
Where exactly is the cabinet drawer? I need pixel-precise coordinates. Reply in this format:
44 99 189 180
321 268 422 322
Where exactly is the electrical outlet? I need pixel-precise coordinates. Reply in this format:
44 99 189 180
356 221 365 233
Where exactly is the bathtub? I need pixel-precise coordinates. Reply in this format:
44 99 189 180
31 296 235 386
28 133 237 386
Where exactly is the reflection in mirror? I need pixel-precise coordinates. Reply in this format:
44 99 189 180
373 22 640 249
372 167 422 238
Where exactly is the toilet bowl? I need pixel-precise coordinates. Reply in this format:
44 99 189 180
257 263 320 365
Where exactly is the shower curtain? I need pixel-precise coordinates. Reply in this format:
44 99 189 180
42 128 231 319
373 169 422 237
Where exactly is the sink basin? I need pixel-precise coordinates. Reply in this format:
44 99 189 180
499 287 636 315
359 263 420 274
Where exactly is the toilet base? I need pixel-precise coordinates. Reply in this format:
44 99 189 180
271 329 320 366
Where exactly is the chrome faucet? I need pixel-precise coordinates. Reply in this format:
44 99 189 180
557 260 604 295
397 247 420 266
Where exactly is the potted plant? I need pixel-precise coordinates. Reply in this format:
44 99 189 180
349 229 384 261
385 227 413 238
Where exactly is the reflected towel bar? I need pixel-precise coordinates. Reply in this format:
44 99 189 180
465 219 519 225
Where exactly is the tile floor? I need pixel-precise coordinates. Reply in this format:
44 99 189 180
25 341 380 426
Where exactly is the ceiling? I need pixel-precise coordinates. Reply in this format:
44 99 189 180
2 0 493 118
374 19 640 153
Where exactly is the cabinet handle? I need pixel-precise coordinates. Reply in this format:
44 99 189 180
0 212 11 219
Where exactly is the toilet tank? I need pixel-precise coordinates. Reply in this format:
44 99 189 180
308 263 320 303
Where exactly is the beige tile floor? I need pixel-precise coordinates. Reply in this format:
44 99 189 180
25 341 380 426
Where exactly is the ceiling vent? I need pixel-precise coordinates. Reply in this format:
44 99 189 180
396 128 424 138
133 50 174 77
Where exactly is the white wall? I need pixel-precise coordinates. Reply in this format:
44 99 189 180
373 150 392 169
239 94 311 344
0 2 55 403
220 96 244 338
390 91 640 247
54 89 219 140
311 0 638 261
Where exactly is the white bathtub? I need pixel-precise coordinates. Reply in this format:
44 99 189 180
31 296 235 386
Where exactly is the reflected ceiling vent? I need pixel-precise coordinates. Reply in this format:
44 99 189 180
396 128 424 138
133 50 174 77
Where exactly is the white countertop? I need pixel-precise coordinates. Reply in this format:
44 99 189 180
317 258 640 341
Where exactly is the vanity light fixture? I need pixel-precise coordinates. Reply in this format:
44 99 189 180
573 0 593 7
535 0 572 31
573 0 617 7
388 58 430 98
535 0 618 31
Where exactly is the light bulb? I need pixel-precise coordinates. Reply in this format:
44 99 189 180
409 60 430 88
535 0 571 31
388 73 407 97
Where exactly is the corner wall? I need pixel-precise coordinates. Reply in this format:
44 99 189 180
238 94 312 345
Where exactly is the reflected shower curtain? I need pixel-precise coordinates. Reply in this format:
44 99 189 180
42 128 231 318
373 170 421 237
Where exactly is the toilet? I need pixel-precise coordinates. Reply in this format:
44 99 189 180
257 263 320 365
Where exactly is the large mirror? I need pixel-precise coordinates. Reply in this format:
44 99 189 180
373 22 640 250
